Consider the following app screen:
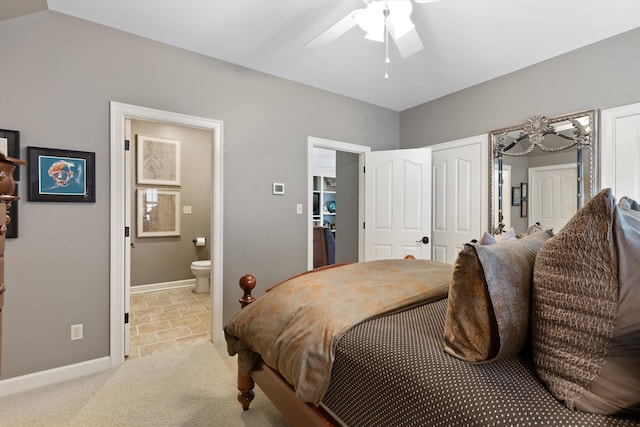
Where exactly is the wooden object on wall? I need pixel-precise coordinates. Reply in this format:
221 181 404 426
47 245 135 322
0 152 26 373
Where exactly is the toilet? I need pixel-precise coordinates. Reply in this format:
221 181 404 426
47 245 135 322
190 260 211 293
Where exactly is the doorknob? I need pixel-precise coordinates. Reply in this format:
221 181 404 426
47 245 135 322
416 236 429 244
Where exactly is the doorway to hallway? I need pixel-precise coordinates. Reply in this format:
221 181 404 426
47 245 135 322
307 137 370 270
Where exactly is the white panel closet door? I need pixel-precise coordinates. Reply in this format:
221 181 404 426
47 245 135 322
431 136 487 264
364 148 432 260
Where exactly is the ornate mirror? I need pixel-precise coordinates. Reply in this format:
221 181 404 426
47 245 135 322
489 109 599 235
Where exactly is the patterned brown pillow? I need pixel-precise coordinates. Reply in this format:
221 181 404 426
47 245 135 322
443 230 552 363
532 188 640 415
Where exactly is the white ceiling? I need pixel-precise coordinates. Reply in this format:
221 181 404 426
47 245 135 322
46 0 640 111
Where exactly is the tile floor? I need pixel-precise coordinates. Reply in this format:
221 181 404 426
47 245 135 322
128 286 211 359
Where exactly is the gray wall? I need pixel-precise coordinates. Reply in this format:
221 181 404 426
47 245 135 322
400 27 640 149
130 120 212 287
0 11 399 379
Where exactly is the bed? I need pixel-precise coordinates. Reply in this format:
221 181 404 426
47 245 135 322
224 189 640 426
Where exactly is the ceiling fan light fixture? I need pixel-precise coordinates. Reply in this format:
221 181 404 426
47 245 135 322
357 0 415 42
356 1 383 35
387 0 414 38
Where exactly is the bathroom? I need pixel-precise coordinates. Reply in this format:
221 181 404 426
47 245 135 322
128 119 213 358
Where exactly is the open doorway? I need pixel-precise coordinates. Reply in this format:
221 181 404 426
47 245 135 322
307 137 370 270
127 119 212 359
110 102 224 369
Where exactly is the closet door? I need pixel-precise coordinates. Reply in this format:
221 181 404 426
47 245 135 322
364 148 432 260
601 102 640 199
431 135 488 264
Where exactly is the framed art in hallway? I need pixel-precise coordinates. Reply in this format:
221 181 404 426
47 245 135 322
27 146 95 202
137 187 181 237
136 134 181 186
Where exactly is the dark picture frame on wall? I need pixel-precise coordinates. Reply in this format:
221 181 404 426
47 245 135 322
511 186 521 206
27 147 96 202
520 182 528 217
0 129 21 181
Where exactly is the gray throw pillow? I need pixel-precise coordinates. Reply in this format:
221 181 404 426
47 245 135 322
443 230 552 363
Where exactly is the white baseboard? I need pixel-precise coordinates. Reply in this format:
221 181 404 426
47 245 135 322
0 356 111 397
0 280 198 397
130 279 195 294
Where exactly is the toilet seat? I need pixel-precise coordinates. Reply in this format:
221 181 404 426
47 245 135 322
191 260 211 269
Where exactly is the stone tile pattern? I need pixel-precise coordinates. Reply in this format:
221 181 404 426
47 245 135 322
128 287 211 359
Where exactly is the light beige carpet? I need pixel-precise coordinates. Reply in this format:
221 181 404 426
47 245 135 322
0 342 287 427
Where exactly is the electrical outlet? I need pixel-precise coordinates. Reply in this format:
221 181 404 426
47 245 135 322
71 324 83 341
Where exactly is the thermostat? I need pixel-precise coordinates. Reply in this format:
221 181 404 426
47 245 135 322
272 182 285 195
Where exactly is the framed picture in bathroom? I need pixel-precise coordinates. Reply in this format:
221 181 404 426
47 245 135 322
136 134 181 186
137 188 181 237
26 146 96 202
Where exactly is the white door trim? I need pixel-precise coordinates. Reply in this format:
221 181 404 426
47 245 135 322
110 102 224 368
307 137 370 270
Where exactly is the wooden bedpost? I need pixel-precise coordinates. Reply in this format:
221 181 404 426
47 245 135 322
237 274 256 410
239 273 256 308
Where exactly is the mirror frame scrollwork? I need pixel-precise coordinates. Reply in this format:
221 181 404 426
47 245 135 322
488 109 599 235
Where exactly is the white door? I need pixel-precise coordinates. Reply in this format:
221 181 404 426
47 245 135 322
601 102 640 199
431 136 488 264
364 148 432 260
529 164 577 233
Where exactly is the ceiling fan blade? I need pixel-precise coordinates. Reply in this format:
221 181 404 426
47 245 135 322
390 27 424 58
305 9 363 48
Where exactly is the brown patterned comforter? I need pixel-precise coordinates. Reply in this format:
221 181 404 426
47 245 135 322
224 259 452 404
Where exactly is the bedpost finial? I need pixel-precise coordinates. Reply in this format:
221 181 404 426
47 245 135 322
239 274 257 308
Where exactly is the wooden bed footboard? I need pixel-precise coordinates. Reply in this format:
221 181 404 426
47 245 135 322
236 273 339 427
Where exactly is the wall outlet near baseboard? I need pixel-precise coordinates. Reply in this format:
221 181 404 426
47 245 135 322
71 324 83 341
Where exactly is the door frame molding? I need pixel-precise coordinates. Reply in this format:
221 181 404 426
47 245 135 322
307 137 370 270
110 102 224 368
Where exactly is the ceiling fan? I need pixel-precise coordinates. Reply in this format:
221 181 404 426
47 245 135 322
305 0 438 59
